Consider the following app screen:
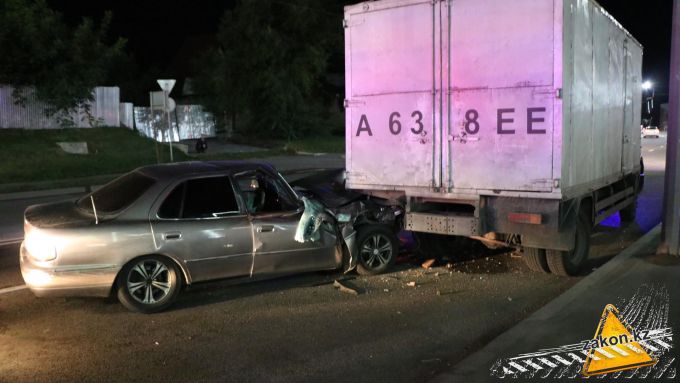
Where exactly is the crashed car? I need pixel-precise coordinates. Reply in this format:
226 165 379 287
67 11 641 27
20 161 401 313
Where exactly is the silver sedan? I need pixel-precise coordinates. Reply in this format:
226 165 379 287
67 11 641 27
20 162 399 313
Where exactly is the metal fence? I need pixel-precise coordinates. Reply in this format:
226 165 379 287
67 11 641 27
119 103 134 129
0 86 120 129
134 105 216 142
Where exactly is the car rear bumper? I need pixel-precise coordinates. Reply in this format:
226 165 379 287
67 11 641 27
20 242 119 298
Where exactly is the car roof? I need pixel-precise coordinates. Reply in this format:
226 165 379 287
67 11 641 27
135 160 278 181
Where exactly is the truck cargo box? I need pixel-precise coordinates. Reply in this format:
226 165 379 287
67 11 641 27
344 0 642 202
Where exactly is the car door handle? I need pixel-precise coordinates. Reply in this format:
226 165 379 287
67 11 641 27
164 232 182 240
256 225 275 233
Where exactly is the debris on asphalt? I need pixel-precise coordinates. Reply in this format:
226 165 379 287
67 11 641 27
333 280 359 295
406 281 416 287
384 289 390 293
507 297 512 302
421 259 436 269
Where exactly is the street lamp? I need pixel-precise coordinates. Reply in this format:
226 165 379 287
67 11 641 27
642 80 655 124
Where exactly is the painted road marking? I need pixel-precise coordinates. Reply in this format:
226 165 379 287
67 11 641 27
568 353 585 363
638 340 659 352
653 339 672 350
537 358 557 368
0 284 27 294
0 237 22 246
552 355 572 366
508 361 527 372
523 359 543 370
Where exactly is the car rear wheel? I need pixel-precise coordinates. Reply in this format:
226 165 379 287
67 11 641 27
117 255 182 313
356 225 397 276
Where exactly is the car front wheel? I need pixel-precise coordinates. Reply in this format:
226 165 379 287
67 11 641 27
117 255 182 313
356 225 397 276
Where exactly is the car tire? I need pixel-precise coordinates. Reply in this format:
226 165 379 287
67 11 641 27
356 225 398 276
522 247 550 273
546 210 591 276
117 255 183 313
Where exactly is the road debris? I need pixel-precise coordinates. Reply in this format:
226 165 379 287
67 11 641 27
406 281 416 287
421 259 436 269
333 280 359 295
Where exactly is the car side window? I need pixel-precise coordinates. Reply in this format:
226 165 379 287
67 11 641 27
158 176 240 219
234 172 299 214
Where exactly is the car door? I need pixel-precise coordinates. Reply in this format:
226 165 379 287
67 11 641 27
150 175 253 283
233 170 339 275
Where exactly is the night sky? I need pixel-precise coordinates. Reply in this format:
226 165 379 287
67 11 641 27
47 0 673 98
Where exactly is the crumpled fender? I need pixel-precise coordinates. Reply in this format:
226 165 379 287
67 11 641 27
294 197 331 243
340 225 358 273
294 196 358 273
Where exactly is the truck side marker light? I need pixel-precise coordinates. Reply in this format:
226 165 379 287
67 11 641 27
508 213 543 225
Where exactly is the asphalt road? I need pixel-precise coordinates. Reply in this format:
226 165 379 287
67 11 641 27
0 138 667 382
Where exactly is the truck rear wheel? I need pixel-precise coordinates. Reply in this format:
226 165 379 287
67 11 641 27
546 211 591 276
522 247 550 273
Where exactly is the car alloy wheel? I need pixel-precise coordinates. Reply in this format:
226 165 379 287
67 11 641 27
127 259 172 304
356 225 397 275
117 255 182 313
361 234 392 268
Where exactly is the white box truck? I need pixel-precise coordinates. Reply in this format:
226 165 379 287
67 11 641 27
344 0 643 275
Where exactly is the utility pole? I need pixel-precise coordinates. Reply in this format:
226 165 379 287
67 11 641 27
660 0 680 256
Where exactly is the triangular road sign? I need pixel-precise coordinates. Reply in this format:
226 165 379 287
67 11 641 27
157 79 176 93
582 304 657 376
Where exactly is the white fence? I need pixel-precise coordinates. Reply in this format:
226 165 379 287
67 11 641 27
0 86 121 128
119 103 134 128
134 105 216 142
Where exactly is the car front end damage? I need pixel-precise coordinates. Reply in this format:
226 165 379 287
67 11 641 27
291 169 403 274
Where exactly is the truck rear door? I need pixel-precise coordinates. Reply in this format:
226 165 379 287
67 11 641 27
345 0 442 190
447 0 556 192
345 0 557 194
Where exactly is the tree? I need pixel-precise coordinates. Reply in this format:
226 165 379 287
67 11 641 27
194 0 339 139
0 0 125 125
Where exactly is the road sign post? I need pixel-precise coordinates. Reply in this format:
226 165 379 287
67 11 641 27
157 80 177 163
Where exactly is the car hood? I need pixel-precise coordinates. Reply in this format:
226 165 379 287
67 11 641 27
24 200 96 229
290 169 364 209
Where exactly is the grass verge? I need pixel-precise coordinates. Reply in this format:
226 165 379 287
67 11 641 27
0 128 283 189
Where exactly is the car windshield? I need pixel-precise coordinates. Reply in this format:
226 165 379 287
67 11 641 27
77 171 156 215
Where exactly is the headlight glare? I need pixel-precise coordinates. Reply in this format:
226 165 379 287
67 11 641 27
25 234 57 262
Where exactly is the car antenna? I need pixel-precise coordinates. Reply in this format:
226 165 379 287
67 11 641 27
90 195 99 225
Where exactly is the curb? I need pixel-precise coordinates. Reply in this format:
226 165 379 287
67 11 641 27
0 186 90 202
432 224 663 382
